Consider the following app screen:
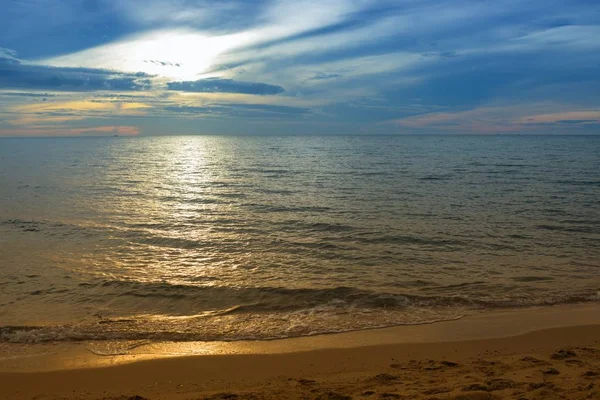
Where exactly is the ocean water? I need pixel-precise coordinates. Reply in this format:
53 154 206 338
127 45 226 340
0 135 599 343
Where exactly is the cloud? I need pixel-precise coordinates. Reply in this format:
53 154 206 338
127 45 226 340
0 125 140 137
390 104 600 133
144 59 182 67
38 1 399 82
282 52 426 91
3 113 88 127
518 110 600 125
0 48 19 63
114 0 211 25
0 50 153 92
163 105 215 114
227 103 309 114
41 29 250 81
4 99 152 127
0 92 56 98
75 125 140 136
0 1 137 59
3 0 600 136
307 73 343 81
93 93 155 100
164 103 309 117
513 25 600 50
11 100 151 115
111 0 259 30
167 78 284 95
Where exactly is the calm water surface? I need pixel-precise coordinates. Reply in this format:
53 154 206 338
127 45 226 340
0 135 599 343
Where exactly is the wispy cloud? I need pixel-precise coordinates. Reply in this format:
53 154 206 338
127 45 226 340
391 104 600 133
167 78 284 95
0 125 140 137
513 25 600 50
3 98 152 129
0 47 19 62
11 100 151 115
518 110 600 125
0 92 56 98
111 0 257 29
1 0 600 135
163 103 309 117
41 29 250 81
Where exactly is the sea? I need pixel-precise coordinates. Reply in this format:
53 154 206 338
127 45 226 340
0 135 599 344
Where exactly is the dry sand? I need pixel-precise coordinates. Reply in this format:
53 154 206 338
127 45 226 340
1 304 599 400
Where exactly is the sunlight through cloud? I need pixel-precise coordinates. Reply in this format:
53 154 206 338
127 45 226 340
42 29 251 81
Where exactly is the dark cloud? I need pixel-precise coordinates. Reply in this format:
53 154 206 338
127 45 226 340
164 105 217 113
144 60 182 67
0 92 56 97
227 103 308 114
0 51 153 92
164 103 309 117
307 73 342 81
167 78 285 95
94 94 151 99
556 119 599 125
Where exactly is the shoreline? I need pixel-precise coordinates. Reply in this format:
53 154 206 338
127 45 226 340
1 302 599 372
0 303 599 399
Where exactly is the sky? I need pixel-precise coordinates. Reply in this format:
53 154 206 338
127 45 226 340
0 0 599 136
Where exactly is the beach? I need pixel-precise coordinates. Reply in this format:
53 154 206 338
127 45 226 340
1 304 599 400
1 137 599 399
3 0 600 395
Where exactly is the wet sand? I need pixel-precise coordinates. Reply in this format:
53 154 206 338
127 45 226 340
1 304 599 400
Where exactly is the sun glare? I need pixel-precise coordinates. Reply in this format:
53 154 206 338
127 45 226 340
126 30 250 80
42 29 250 81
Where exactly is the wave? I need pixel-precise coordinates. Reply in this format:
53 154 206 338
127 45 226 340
0 314 464 344
0 218 223 249
554 180 600 187
350 234 465 247
2 283 597 343
418 174 454 181
47 278 600 313
84 281 499 310
536 224 600 234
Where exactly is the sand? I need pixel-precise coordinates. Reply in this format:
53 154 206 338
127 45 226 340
1 304 599 400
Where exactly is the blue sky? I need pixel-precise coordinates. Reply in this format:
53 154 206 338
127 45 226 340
1 0 599 136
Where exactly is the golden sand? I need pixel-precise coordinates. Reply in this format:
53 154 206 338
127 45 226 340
1 304 599 400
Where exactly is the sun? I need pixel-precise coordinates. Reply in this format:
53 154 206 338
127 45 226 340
41 29 250 81
126 29 250 80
